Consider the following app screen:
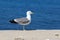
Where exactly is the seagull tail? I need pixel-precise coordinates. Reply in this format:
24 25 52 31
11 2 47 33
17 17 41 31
9 19 17 24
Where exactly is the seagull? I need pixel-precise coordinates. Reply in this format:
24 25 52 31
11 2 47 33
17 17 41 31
9 11 33 30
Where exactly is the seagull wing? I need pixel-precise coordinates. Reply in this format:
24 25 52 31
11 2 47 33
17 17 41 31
14 17 29 24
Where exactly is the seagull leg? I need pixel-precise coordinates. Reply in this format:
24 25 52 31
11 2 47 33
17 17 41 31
23 26 25 31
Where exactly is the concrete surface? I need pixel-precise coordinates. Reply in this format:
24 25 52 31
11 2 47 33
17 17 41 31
0 30 60 40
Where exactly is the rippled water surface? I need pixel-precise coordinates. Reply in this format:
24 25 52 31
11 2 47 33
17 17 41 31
0 0 60 30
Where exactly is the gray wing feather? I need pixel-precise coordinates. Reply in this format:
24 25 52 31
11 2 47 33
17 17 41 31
14 17 29 23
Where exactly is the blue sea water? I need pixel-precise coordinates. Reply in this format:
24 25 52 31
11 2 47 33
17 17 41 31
0 0 60 30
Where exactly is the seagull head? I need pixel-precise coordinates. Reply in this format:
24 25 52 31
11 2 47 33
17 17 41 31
26 11 33 15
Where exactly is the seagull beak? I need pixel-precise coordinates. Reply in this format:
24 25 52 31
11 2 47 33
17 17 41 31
31 12 33 14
